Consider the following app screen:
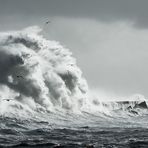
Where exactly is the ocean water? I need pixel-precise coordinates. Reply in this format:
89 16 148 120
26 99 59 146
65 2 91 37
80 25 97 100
0 111 148 148
0 26 148 148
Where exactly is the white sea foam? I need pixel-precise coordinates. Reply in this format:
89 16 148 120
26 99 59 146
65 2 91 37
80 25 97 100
0 26 88 116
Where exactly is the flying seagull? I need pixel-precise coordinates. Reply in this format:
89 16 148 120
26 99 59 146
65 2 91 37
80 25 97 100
45 20 51 24
42 19 52 31
3 99 13 102
16 75 24 79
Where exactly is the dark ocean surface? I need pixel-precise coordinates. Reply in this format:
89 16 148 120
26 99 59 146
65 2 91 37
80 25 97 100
0 112 148 148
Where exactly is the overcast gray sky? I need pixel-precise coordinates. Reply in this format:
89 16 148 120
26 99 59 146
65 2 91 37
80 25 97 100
1 0 148 98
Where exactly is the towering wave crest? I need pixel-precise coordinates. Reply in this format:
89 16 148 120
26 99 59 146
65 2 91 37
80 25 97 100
0 26 88 116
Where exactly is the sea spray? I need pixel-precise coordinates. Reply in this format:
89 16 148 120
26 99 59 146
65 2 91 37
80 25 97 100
0 26 88 116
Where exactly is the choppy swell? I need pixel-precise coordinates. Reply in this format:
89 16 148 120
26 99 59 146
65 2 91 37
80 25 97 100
0 26 148 126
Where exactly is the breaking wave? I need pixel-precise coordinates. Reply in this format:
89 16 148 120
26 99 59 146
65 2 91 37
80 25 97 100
0 26 89 116
0 26 147 122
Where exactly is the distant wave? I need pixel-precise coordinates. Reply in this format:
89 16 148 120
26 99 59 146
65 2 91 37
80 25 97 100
91 100 148 116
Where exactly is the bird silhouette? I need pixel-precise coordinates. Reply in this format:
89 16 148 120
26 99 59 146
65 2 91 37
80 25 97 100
3 99 13 102
45 20 51 24
16 75 24 79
